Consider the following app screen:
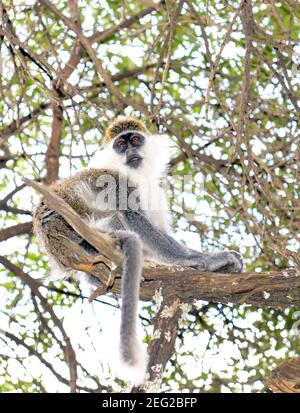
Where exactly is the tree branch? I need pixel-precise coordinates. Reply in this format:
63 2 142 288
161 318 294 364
23 178 300 310
132 295 183 392
265 357 300 393
45 0 81 184
39 0 149 115
0 255 78 393
0 222 32 242
0 103 50 144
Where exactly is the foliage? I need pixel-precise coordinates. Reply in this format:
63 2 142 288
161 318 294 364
0 0 300 393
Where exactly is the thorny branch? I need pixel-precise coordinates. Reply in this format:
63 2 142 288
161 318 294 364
1 0 300 393
0 255 79 392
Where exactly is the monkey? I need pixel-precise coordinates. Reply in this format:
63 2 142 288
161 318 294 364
33 117 243 386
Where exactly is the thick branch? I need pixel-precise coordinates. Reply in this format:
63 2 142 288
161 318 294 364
147 296 182 379
45 98 63 184
140 267 300 308
45 0 81 185
24 178 300 309
265 357 300 393
132 295 183 393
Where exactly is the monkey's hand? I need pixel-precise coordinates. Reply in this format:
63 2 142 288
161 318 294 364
203 250 243 273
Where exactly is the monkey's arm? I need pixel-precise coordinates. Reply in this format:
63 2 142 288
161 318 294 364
119 210 242 273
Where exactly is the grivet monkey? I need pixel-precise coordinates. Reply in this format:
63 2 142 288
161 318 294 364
33 117 243 385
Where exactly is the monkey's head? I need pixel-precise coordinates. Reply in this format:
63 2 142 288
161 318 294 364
103 117 147 169
89 116 171 179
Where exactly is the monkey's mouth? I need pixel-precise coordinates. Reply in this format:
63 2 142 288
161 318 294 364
126 154 143 168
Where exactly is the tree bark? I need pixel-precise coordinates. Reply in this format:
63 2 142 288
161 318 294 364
265 357 300 393
132 295 182 393
0 222 32 242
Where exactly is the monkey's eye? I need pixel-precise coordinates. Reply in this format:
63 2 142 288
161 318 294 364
131 135 141 144
116 139 126 148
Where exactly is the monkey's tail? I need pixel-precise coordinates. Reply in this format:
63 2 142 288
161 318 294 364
117 231 148 386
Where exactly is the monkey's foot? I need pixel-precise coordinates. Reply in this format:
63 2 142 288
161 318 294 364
208 250 243 274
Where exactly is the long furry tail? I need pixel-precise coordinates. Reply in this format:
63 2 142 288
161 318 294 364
116 231 148 386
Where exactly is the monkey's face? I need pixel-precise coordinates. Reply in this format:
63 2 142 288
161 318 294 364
89 132 171 181
113 132 145 169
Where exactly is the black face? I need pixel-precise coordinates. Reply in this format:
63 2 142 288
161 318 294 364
113 132 145 169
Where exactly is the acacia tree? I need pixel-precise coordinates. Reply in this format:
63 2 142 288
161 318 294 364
0 0 300 393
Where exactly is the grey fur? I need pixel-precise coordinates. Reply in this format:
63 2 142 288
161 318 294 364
116 230 143 365
119 210 242 272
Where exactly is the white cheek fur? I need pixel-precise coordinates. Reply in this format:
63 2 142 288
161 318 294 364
88 134 171 179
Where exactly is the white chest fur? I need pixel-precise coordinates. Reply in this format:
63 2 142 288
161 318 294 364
88 133 173 234
132 174 171 234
